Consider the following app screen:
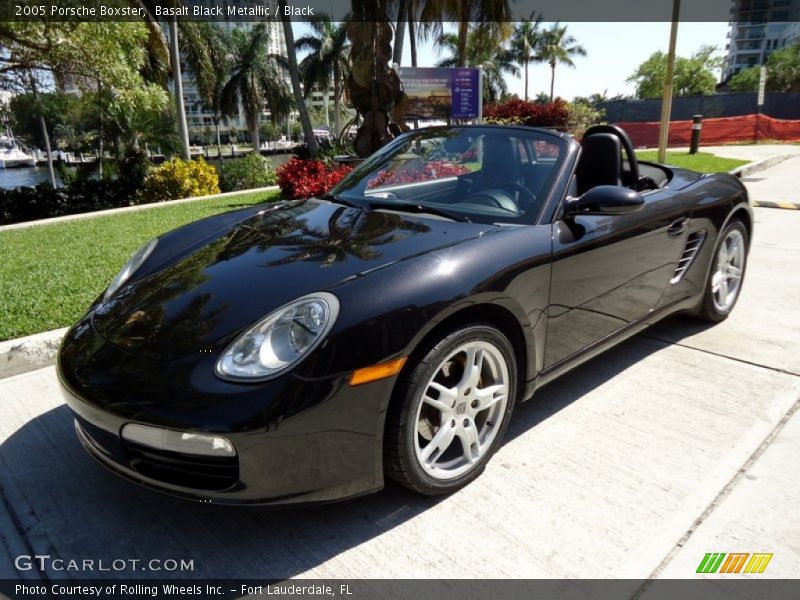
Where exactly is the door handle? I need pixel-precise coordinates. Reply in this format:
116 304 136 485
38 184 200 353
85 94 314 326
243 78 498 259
667 217 688 237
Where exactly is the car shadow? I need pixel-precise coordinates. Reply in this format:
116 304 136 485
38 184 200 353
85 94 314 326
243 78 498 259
505 314 712 443
0 316 710 582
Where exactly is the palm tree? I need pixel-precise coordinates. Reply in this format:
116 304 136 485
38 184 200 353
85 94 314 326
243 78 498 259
419 0 511 67
168 18 190 159
295 16 350 136
509 12 543 101
406 0 424 66
220 24 292 154
392 0 408 66
539 23 587 102
435 23 519 104
135 1 219 160
189 24 234 169
347 1 399 156
280 3 319 157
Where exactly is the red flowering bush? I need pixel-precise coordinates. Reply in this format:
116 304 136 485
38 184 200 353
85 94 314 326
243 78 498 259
532 140 560 158
275 157 353 200
483 98 570 129
367 160 470 188
457 147 478 163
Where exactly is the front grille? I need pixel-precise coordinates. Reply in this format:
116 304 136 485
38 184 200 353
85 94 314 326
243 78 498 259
671 230 706 284
124 441 239 491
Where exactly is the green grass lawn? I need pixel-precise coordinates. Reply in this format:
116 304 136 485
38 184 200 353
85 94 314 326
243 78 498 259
636 151 749 173
0 190 280 341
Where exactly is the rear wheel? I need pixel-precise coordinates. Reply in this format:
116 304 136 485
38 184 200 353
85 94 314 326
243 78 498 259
384 324 517 495
697 220 748 322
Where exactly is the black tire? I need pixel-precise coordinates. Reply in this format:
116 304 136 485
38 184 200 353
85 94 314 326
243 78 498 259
384 324 518 495
697 219 748 322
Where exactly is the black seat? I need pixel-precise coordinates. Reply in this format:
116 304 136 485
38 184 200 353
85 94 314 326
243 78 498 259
575 133 622 195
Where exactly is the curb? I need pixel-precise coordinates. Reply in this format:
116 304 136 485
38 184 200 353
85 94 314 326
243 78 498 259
752 200 800 210
0 327 68 380
729 154 800 211
728 153 791 179
0 185 279 233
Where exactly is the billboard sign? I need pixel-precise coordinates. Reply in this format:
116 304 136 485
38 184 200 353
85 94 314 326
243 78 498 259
398 67 482 120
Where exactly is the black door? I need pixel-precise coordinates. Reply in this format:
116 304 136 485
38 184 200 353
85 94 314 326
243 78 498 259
544 190 687 369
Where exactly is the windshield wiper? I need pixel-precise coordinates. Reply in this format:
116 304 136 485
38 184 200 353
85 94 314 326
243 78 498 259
320 193 364 209
322 193 470 222
365 199 471 223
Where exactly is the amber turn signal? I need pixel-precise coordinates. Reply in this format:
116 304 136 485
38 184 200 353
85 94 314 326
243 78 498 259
349 357 408 386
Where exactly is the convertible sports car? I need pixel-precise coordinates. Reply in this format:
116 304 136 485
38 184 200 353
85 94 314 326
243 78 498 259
58 124 751 505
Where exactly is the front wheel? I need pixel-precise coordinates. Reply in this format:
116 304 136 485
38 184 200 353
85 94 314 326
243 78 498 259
697 219 748 322
384 324 517 495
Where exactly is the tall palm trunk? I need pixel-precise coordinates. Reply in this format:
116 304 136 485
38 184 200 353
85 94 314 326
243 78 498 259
214 118 223 170
524 58 529 100
409 20 418 66
248 115 260 154
393 0 407 66
456 20 469 67
29 81 56 187
280 5 318 157
97 131 104 179
333 62 342 136
97 82 104 179
39 115 56 187
549 60 556 102
323 83 330 129
170 18 191 160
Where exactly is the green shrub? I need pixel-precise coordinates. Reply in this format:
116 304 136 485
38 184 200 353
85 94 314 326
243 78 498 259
219 153 277 192
139 157 220 202
566 99 606 137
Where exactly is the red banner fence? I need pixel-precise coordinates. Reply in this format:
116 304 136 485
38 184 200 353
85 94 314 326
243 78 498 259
614 114 800 148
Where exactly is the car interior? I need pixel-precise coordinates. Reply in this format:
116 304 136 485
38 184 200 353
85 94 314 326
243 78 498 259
352 125 672 223
361 132 563 221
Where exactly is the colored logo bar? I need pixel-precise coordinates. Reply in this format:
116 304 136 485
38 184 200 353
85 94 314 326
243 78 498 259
696 553 773 574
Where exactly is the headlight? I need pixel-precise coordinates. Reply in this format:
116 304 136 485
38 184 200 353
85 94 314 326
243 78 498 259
103 238 157 300
215 292 339 381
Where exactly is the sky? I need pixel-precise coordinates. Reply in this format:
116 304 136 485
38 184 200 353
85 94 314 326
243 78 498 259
295 21 731 101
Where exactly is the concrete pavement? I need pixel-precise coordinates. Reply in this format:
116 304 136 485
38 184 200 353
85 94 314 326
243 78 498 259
1 162 799 582
701 143 800 161
739 154 800 208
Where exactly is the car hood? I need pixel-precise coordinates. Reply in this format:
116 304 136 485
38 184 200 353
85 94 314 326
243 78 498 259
92 199 494 360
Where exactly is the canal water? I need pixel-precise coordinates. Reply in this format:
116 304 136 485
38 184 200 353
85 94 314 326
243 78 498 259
0 167 63 189
0 153 293 190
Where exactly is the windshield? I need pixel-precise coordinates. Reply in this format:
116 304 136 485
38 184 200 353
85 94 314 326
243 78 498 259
329 126 568 224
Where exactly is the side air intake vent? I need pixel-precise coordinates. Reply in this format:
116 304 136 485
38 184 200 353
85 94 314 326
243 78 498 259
671 230 706 284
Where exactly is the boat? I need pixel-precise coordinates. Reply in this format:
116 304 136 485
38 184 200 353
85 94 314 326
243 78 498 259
0 131 36 168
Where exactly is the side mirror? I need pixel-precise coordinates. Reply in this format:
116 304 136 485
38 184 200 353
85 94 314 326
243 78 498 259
566 185 644 217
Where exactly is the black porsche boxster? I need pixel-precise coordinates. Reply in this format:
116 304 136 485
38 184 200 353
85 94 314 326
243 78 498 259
58 125 751 505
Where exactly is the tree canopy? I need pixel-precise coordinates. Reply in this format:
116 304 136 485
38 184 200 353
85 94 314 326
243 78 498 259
728 43 800 93
0 22 155 92
435 23 518 104
627 45 723 99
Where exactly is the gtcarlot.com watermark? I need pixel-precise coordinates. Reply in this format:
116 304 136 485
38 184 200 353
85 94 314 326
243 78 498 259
15 554 194 573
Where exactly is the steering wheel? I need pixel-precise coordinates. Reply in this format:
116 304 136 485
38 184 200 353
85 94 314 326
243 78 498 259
462 183 532 214
494 182 537 209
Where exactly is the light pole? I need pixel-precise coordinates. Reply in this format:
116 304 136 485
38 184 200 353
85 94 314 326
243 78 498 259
657 0 681 163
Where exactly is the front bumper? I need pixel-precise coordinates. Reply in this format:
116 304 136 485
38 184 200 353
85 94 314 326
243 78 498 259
57 318 397 506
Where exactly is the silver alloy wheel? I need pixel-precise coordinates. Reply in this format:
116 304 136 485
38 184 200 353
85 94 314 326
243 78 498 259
711 228 745 312
413 340 510 480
